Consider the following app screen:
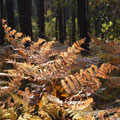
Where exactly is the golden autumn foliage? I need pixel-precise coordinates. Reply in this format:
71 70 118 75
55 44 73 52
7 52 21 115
0 19 120 120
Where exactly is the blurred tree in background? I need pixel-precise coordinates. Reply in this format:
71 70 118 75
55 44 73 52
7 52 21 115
18 0 33 40
6 0 15 29
37 0 45 38
0 0 5 45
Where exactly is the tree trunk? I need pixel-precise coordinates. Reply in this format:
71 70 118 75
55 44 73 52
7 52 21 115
17 0 33 40
13 0 19 28
95 19 99 37
57 0 64 44
66 0 70 21
32 0 37 17
63 0 66 41
72 0 76 43
0 0 5 46
0 0 6 19
77 0 90 55
6 0 15 28
55 16 58 41
94 6 98 37
37 0 45 39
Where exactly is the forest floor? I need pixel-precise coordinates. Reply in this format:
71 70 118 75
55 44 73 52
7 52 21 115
0 35 120 120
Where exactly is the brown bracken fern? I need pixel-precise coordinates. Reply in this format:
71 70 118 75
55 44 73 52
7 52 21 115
0 19 120 120
61 63 118 98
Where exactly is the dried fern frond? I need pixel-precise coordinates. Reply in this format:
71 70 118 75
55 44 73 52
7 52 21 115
2 19 29 47
96 63 119 79
0 103 17 120
0 103 11 120
59 39 85 57
0 75 23 97
61 63 119 98
18 113 33 120
37 95 66 120
46 94 93 111
90 35 120 62
21 36 31 44
2 19 58 65
29 41 56 64
11 94 33 113
31 38 46 48
67 107 93 120
64 98 93 111
32 39 86 81
57 39 85 65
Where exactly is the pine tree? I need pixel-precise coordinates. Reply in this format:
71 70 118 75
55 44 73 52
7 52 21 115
18 0 33 41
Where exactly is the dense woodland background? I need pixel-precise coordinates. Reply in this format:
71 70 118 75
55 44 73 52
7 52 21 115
0 0 120 47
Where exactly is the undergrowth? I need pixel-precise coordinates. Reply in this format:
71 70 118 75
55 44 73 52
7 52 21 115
0 19 120 120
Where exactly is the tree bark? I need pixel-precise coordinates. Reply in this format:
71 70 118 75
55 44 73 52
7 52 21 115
72 0 76 43
18 0 33 40
37 0 45 39
6 0 15 28
57 0 64 44
32 0 37 17
55 16 58 41
0 0 6 19
63 0 66 41
0 0 5 46
77 0 90 54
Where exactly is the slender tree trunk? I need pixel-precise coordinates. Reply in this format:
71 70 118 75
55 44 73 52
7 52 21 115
72 0 76 43
13 0 18 10
32 0 37 17
86 0 91 34
6 0 15 28
63 0 66 41
13 0 19 28
0 0 6 19
57 0 64 44
0 0 5 46
66 0 70 21
94 6 98 37
55 16 58 41
95 19 99 37
77 0 90 54
37 0 45 39
18 0 33 40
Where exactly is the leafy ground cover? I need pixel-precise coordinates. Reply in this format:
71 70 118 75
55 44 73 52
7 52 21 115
0 20 120 120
